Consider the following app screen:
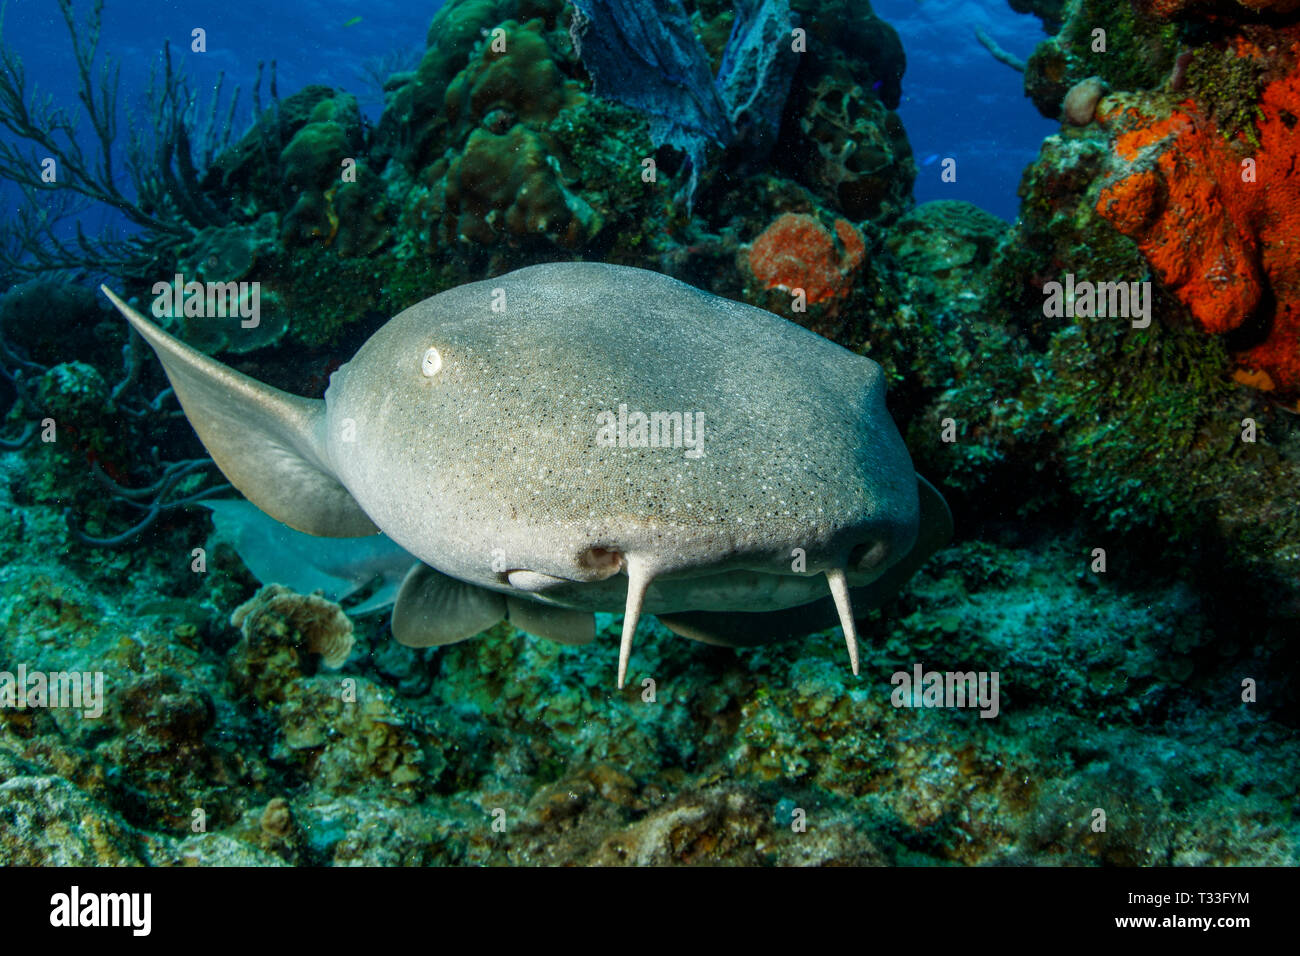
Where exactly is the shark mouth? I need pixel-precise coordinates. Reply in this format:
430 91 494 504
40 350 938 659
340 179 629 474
614 555 860 689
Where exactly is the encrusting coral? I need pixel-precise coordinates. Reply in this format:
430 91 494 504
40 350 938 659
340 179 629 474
884 201 1008 315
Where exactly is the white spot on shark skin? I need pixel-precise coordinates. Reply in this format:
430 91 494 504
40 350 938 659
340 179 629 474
101 263 951 685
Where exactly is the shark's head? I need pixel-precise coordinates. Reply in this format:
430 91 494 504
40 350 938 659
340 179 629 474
102 263 950 685
325 264 920 587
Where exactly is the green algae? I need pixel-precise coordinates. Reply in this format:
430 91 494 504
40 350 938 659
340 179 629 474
1183 45 1267 148
1024 0 1178 118
1061 0 1178 94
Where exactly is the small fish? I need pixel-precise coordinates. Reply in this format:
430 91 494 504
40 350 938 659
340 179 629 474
921 153 940 167
343 16 362 27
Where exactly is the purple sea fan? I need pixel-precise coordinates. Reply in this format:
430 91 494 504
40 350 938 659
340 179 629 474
569 0 802 201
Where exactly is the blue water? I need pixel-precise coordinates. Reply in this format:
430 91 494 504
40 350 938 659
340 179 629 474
0 0 1052 234
0 0 428 243
2 0 426 117
875 0 1056 220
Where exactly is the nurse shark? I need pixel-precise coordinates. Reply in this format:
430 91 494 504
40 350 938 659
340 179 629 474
102 263 950 686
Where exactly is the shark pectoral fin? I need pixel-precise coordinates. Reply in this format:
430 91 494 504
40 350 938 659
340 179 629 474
916 474 954 557
202 499 413 614
348 583 404 617
101 286 376 537
659 581 890 650
505 597 596 646
391 563 507 647
657 615 738 647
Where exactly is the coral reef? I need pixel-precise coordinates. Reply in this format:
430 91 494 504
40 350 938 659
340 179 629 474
1141 0 1300 15
230 585 356 678
277 92 366 247
1008 0 1068 32
0 281 106 366
901 121 1300 584
380 5 632 262
884 201 1008 317
1022 0 1178 120
1 497 1295 865
787 68 913 221
1 0 1297 871
446 123 598 248
736 202 907 344
1093 35 1300 397
570 0 733 195
1063 75 1107 125
1 0 917 360
776 0 913 223
717 0 801 162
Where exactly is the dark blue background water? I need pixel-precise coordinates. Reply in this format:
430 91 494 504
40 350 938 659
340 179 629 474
873 0 1055 218
1 0 1056 243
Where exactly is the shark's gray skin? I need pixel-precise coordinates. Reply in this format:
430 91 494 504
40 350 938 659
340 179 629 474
102 263 951 686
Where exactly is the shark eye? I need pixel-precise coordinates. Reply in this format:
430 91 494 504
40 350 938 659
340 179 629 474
421 347 442 377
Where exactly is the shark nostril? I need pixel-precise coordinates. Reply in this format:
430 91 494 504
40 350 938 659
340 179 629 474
578 547 623 579
849 540 888 572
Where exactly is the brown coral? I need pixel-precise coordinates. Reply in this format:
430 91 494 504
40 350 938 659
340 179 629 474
259 797 294 839
277 678 430 798
230 584 355 678
445 126 600 246
794 68 913 221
